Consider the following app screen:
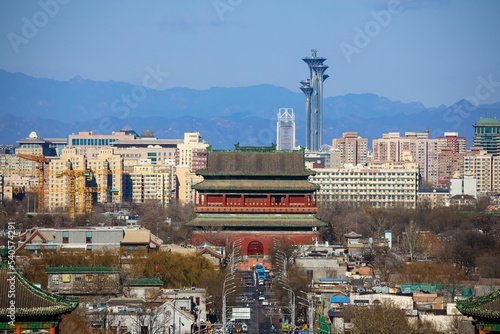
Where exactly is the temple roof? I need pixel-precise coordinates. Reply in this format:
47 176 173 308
185 213 327 228
197 151 314 177
128 277 164 286
0 248 78 317
192 179 319 192
456 288 500 319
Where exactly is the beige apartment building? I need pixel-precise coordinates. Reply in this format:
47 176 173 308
44 147 123 214
331 132 368 167
128 163 175 206
175 132 209 171
309 162 419 208
463 148 500 194
372 131 439 186
45 148 87 213
175 165 203 204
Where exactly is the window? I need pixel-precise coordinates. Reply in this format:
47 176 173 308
86 231 92 244
62 231 69 244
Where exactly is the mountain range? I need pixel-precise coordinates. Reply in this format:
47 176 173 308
0 69 499 150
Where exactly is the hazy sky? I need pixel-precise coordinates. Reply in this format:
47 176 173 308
1 0 500 108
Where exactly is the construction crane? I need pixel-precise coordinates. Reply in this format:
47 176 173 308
16 153 48 214
55 169 91 221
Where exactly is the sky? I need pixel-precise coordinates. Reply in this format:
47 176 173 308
1 0 500 108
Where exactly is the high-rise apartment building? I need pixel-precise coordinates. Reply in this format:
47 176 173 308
437 149 466 188
473 117 500 156
372 131 438 186
175 132 209 172
463 149 494 194
331 132 368 167
129 163 175 206
276 108 296 150
46 148 88 213
301 49 328 152
436 132 467 153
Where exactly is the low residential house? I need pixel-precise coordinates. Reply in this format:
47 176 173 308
417 188 450 208
449 194 477 208
294 245 345 283
17 226 162 254
124 277 163 299
413 293 446 313
103 293 198 334
46 266 121 296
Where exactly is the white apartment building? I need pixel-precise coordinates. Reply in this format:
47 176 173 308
175 132 209 172
129 163 175 206
309 162 419 208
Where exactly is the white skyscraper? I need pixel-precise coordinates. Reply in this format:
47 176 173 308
276 108 296 150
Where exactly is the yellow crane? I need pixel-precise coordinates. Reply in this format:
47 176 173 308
55 169 91 221
16 153 48 214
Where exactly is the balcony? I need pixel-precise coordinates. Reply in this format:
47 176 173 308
194 206 317 214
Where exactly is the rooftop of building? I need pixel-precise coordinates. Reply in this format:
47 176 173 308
0 247 78 317
185 213 327 227
475 117 500 125
197 148 313 177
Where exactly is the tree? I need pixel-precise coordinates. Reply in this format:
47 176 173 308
343 302 416 334
369 246 402 284
128 249 217 288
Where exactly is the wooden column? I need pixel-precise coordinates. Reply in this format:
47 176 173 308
15 324 21 334
49 326 57 334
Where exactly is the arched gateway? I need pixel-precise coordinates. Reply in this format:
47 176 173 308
247 241 264 256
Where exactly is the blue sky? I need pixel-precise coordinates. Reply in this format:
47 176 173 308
1 0 500 108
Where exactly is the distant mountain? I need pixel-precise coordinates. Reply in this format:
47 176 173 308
0 69 499 149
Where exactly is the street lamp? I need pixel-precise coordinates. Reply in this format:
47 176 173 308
222 274 237 334
282 286 295 329
299 291 314 334
172 289 179 334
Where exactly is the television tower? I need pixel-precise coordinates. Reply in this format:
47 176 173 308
301 49 329 151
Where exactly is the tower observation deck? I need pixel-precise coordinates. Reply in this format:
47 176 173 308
301 49 329 151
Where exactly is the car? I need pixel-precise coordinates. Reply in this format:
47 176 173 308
258 295 265 301
262 300 269 306
241 323 248 332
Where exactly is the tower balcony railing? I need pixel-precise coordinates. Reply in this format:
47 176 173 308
194 206 317 214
